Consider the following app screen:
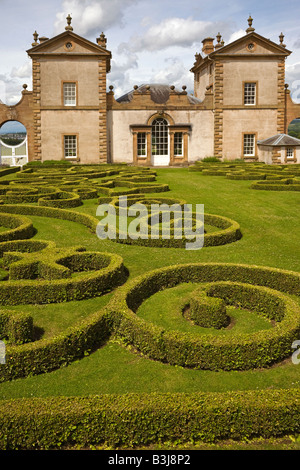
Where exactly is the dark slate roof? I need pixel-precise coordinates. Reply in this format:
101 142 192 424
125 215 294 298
116 84 202 105
257 134 300 147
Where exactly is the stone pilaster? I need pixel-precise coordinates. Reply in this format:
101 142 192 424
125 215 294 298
214 61 223 158
98 60 108 163
32 59 42 160
277 60 285 133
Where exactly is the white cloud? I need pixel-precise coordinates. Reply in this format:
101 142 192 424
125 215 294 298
108 75 133 99
0 60 32 105
0 73 25 105
150 57 193 91
121 17 231 53
107 51 138 96
228 29 245 44
11 61 32 80
54 0 137 36
286 62 300 103
110 53 138 77
286 62 300 84
293 38 300 49
112 16 235 96
108 53 195 99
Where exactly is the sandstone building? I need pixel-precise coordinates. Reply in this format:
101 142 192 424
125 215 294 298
0 15 300 166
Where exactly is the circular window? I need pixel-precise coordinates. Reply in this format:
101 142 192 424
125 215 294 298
65 42 74 51
247 43 255 52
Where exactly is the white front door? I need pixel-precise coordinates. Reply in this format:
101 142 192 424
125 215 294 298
151 118 170 166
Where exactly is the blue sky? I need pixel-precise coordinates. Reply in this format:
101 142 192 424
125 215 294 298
1 0 300 105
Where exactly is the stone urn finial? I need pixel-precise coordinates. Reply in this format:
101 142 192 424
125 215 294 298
65 14 73 31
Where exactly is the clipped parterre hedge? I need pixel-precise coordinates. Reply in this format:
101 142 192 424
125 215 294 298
185 286 229 329
108 262 300 371
96 195 242 248
0 389 300 449
0 311 33 345
7 165 170 201
0 213 34 242
0 242 127 380
0 245 127 305
0 204 98 233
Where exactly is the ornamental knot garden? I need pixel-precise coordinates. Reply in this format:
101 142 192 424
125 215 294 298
0 13 300 450
0 164 299 380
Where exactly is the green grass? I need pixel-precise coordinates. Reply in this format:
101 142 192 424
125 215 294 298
0 167 300 401
137 282 274 335
0 338 300 398
0 226 11 233
1 294 113 339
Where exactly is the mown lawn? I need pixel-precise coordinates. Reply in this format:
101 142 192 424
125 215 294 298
0 167 299 401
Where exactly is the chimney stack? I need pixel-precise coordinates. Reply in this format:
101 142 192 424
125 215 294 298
201 37 215 55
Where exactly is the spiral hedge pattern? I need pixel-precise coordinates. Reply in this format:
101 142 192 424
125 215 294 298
106 262 300 371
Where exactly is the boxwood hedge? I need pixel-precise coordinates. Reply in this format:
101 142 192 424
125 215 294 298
5 260 299 380
108 262 300 370
0 311 33 345
0 303 114 382
1 164 300 449
0 167 20 178
0 204 98 233
251 181 300 191
104 211 242 248
0 244 127 380
10 165 170 198
38 190 82 208
0 213 34 242
185 287 229 329
0 389 300 449
0 248 127 305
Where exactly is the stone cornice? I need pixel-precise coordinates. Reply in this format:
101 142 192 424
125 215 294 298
106 92 213 111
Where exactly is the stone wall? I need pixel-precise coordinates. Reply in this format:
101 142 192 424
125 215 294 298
0 89 34 161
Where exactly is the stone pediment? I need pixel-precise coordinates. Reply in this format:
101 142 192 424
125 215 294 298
27 31 111 57
210 32 291 57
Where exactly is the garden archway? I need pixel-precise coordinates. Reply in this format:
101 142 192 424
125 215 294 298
0 120 28 166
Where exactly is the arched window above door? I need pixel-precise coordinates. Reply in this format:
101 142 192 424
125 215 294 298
130 116 191 166
151 118 169 158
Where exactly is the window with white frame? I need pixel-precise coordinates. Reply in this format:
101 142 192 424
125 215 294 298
243 134 255 156
64 135 77 158
151 118 168 155
137 132 147 157
286 148 295 159
244 83 256 105
63 82 76 106
174 132 183 156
